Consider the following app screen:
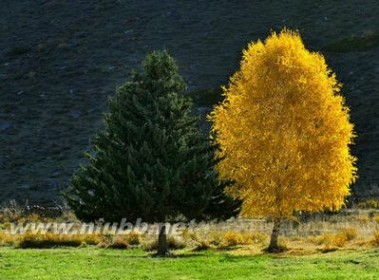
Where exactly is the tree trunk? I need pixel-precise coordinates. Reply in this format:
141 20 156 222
268 219 282 253
155 225 170 257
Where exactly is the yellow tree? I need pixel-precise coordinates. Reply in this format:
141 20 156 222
209 29 357 252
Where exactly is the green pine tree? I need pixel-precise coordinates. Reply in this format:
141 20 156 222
64 51 240 256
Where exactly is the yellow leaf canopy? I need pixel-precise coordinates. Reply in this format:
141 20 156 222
210 29 357 219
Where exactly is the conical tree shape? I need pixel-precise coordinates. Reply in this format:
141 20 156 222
64 51 240 256
210 29 357 252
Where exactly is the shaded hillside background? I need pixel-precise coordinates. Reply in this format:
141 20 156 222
1 0 378 205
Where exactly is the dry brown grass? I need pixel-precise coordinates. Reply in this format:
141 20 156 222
142 236 186 252
0 231 16 246
371 231 379 247
15 232 103 248
0 208 378 254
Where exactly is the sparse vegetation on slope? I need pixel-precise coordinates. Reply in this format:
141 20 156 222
1 0 378 203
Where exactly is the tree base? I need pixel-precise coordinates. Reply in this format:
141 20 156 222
153 251 173 258
266 244 287 253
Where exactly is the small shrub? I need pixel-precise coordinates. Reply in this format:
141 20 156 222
17 233 80 249
108 236 128 249
104 232 141 249
207 231 223 246
185 231 213 250
372 231 379 247
165 236 186 250
81 234 102 245
143 236 186 251
219 231 266 248
339 228 358 241
0 222 11 230
25 213 44 223
187 230 267 250
308 235 325 245
193 240 212 251
16 233 102 249
333 233 347 247
319 245 338 253
0 231 16 246
356 199 379 209
181 228 192 243
220 231 241 247
248 232 268 244
356 215 370 224
124 232 141 246
310 232 347 247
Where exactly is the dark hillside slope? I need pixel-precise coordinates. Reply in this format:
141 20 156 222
0 0 378 204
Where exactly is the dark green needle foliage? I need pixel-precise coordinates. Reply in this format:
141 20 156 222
64 51 240 256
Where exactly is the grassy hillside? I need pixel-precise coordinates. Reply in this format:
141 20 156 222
1 0 378 204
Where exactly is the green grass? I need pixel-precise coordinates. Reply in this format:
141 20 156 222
0 247 378 279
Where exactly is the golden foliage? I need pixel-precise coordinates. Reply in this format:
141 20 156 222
210 29 357 219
